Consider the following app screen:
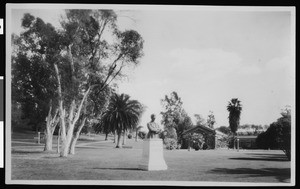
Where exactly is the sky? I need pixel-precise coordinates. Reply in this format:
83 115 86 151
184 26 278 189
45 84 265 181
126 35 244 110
9 5 295 131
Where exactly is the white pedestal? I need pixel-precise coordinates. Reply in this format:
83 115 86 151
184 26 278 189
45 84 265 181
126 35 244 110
139 138 168 171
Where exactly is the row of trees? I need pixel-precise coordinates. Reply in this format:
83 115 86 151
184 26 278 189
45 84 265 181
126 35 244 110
12 9 144 157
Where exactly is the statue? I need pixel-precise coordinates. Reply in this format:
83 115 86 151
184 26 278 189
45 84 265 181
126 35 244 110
146 114 163 139
139 113 168 171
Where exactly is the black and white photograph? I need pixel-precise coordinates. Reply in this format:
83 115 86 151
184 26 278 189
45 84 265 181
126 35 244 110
5 3 295 186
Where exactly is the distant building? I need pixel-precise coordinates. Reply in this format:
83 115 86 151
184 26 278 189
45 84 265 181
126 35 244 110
237 135 258 149
181 125 216 149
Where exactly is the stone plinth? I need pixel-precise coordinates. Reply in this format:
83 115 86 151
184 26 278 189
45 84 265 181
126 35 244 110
139 138 168 171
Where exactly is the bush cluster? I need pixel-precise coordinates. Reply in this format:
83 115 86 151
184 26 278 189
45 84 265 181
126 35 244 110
127 133 132 139
138 131 147 139
164 138 177 150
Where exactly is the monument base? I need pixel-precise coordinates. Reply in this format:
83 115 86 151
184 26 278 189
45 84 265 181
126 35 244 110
139 138 168 171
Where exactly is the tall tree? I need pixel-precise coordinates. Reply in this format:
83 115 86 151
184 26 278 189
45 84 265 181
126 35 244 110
207 111 216 129
161 91 193 144
13 10 144 157
12 14 61 151
54 9 144 157
97 93 143 148
227 98 242 149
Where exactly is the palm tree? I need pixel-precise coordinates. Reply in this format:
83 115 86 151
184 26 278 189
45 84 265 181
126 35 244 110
100 93 143 148
227 98 242 149
94 116 112 141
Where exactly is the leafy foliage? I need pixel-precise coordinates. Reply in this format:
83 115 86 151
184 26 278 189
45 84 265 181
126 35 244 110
12 14 60 132
12 9 144 156
183 133 205 150
207 111 216 129
161 91 194 144
256 107 291 160
194 114 206 126
94 93 143 137
216 126 231 135
138 130 147 139
164 138 178 150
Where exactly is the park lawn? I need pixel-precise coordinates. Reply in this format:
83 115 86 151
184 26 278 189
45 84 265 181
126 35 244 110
9 137 291 184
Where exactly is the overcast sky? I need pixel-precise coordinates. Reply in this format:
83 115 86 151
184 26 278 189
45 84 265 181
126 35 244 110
9 5 295 130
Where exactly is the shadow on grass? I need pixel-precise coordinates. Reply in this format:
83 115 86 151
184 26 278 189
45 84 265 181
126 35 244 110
92 167 142 171
230 153 289 162
12 150 44 154
209 168 290 182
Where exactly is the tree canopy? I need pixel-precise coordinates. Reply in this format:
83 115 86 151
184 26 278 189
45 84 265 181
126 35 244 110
12 9 144 157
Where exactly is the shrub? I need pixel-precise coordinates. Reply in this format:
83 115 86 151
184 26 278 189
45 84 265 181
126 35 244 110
128 133 132 139
138 131 147 139
165 127 177 140
164 138 177 150
202 143 209 150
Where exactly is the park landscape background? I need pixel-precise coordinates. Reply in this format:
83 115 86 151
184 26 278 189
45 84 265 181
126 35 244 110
6 4 294 185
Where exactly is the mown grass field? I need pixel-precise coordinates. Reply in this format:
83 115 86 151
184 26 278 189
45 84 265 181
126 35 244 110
8 131 291 185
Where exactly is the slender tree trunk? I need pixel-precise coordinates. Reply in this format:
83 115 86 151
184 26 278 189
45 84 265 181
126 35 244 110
135 130 138 142
105 133 108 140
69 118 87 155
233 133 236 150
57 127 60 153
60 119 76 157
116 131 122 148
113 130 116 143
44 105 59 152
122 130 126 145
69 137 77 155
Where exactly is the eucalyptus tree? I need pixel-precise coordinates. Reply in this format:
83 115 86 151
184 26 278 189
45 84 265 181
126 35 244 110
227 98 242 149
54 9 144 156
12 14 61 151
13 9 144 157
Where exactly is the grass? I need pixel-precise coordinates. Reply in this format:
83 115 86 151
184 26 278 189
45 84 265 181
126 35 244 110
9 131 291 184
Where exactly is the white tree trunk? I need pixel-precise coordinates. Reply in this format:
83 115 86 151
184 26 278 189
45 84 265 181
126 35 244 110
69 118 87 155
44 133 53 151
69 137 77 155
55 63 91 157
44 104 59 151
